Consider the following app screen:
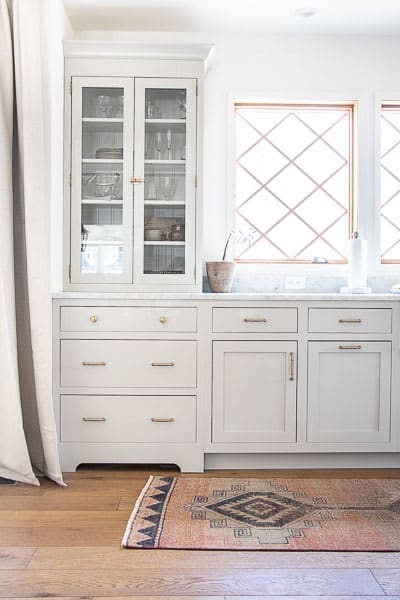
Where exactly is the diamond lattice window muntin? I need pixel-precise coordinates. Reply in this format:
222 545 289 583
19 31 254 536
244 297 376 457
234 103 354 263
381 104 400 263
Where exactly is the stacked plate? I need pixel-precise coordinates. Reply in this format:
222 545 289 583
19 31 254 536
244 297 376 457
95 147 123 159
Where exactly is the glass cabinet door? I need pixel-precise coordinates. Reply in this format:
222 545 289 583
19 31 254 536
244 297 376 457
133 78 197 285
70 77 134 283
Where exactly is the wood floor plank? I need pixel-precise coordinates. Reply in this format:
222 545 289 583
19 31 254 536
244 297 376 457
28 546 400 570
0 568 384 597
0 496 121 511
0 527 125 547
0 510 129 527
0 598 223 600
371 569 400 595
225 597 400 600
0 548 36 570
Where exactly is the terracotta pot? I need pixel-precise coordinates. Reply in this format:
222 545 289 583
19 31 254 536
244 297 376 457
206 261 236 293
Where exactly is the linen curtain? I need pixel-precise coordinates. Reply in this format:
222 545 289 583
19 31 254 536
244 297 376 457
0 0 64 486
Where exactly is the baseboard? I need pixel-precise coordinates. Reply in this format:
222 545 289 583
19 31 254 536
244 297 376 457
205 452 400 470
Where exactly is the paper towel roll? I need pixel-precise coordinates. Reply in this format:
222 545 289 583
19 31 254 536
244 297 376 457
348 236 368 289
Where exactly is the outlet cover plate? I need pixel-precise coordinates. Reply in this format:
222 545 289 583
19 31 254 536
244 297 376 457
285 276 306 290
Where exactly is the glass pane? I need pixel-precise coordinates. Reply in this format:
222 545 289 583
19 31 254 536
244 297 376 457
143 88 187 275
235 104 352 263
80 87 125 275
144 245 185 274
381 106 400 262
145 88 186 120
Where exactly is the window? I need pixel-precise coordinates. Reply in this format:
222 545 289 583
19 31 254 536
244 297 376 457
380 103 400 263
234 102 354 263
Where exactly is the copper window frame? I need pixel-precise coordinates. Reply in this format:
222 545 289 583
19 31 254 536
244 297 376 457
234 101 356 264
380 102 400 264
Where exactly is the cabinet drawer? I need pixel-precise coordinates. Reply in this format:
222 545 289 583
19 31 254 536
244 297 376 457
60 306 197 332
308 308 392 333
60 340 197 388
213 307 298 333
60 395 196 443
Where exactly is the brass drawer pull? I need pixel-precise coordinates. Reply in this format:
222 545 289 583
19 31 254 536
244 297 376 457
243 318 267 323
289 352 295 381
159 316 168 323
338 318 362 323
151 361 175 367
151 417 175 423
130 176 145 184
89 315 98 323
82 361 106 366
82 417 106 422
338 345 362 350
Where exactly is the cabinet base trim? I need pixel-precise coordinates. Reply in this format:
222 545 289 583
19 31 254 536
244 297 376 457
205 453 400 470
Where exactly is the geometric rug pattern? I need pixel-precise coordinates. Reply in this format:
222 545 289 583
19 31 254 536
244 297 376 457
122 476 400 550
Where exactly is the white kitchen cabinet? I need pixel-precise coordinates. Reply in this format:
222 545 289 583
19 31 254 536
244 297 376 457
53 297 399 472
64 42 211 292
212 340 297 443
69 76 197 289
307 341 392 443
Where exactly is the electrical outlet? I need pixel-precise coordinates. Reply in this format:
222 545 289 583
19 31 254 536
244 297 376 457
285 276 306 290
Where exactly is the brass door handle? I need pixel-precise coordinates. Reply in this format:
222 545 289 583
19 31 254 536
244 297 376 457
159 316 168 323
89 315 98 323
338 345 362 350
82 417 106 422
243 318 267 323
289 352 295 381
338 318 362 323
150 417 175 423
130 176 145 184
151 361 175 367
82 361 106 366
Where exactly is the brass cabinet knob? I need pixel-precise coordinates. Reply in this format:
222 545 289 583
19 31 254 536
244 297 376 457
89 315 98 323
159 316 168 323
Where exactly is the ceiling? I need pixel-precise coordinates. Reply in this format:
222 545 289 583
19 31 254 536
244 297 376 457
63 0 400 35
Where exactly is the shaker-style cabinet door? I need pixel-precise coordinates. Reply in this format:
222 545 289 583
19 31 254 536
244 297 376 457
133 78 197 286
212 341 297 443
307 341 391 444
70 77 134 284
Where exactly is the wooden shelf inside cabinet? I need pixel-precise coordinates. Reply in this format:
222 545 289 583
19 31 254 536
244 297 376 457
82 118 124 123
144 241 185 246
144 200 185 206
145 119 186 124
145 160 186 165
81 198 123 205
82 159 123 164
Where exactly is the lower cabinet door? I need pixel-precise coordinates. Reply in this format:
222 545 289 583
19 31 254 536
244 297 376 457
61 395 196 443
212 341 297 443
307 341 391 443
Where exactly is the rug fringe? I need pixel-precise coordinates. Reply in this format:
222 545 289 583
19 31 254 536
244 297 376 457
121 474 154 548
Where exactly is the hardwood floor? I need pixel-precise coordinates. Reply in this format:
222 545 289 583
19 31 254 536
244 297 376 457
2 466 400 598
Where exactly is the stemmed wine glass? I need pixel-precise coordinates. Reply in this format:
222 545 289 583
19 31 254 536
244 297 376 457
156 132 162 159
166 129 172 160
95 95 113 118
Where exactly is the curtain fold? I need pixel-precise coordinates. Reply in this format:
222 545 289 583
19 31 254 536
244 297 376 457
0 0 64 486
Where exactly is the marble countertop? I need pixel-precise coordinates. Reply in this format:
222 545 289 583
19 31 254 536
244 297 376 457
52 291 400 301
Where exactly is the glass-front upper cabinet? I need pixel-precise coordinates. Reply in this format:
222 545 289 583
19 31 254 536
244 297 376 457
70 77 134 284
69 76 197 288
133 78 197 286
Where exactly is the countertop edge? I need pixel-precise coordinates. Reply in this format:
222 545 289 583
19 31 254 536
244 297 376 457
51 291 400 301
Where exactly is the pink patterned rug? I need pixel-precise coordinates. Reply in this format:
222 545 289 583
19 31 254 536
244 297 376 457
122 475 400 550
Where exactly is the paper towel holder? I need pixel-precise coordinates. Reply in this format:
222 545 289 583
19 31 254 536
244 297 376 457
340 231 372 295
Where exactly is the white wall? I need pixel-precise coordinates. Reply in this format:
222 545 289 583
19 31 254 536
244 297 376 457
39 0 73 292
201 34 400 274
60 30 400 288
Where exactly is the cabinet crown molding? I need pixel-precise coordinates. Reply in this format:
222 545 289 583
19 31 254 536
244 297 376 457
63 40 215 63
